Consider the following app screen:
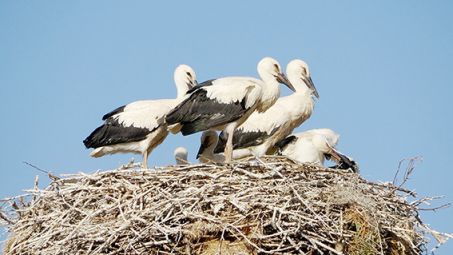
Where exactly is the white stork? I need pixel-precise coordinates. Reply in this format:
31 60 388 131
274 129 359 172
196 131 225 163
213 59 319 159
83 64 197 168
174 147 188 165
165 57 295 162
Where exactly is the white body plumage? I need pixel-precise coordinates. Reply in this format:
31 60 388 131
279 129 339 165
276 128 359 172
166 57 294 162
215 59 318 160
83 65 197 168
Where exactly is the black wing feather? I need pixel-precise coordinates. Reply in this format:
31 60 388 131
83 119 152 148
214 127 280 153
274 135 298 154
102 105 126 120
166 89 248 136
186 79 216 94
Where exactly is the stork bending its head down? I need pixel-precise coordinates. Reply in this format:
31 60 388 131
275 129 359 173
166 57 294 162
83 64 197 168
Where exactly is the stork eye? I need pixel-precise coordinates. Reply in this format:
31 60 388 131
302 67 307 75
186 72 192 78
273 64 279 71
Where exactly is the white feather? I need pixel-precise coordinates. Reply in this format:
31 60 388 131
174 147 188 165
280 128 340 166
87 64 196 168
114 99 180 129
203 77 262 109
222 59 317 159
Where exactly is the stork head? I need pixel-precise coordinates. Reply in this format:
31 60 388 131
196 130 218 159
257 57 295 92
286 59 319 98
311 133 359 173
174 64 198 98
174 146 188 165
311 134 333 154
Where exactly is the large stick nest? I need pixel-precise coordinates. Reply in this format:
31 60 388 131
1 156 450 254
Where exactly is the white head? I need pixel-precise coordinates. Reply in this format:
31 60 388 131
255 57 296 111
174 146 188 165
311 134 334 154
286 59 319 98
257 57 294 91
312 128 340 147
174 64 197 99
196 130 219 159
310 130 358 172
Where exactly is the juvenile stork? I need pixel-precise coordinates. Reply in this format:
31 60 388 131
196 131 225 163
174 147 188 165
275 129 359 172
214 59 319 159
83 65 197 168
165 57 294 162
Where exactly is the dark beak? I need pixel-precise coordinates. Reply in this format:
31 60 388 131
326 144 359 173
276 72 296 92
196 137 209 159
187 79 198 89
301 75 319 99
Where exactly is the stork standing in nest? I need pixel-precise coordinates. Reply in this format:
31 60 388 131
275 128 359 172
166 57 294 162
83 65 197 168
213 59 319 160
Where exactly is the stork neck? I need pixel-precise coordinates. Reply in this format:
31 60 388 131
175 80 189 99
259 79 280 111
288 76 311 94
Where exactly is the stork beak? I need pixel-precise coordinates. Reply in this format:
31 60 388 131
302 75 319 99
276 72 296 92
326 143 359 173
196 138 209 159
187 79 198 89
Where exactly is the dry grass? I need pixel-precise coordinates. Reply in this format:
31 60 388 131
1 156 451 254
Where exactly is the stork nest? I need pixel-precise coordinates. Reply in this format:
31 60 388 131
1 156 451 254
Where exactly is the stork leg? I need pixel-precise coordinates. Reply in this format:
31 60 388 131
142 150 148 169
223 123 237 163
224 138 233 163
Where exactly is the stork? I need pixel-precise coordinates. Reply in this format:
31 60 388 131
83 64 197 168
196 131 225 163
214 59 319 159
274 129 359 172
174 147 188 165
165 57 294 162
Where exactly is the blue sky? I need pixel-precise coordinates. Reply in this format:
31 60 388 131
1 1 452 253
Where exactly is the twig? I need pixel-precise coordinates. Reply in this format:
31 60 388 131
0 156 446 254
22 161 60 180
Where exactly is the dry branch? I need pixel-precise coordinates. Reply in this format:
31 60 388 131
1 156 450 254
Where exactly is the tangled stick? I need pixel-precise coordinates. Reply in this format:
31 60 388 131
1 156 450 254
